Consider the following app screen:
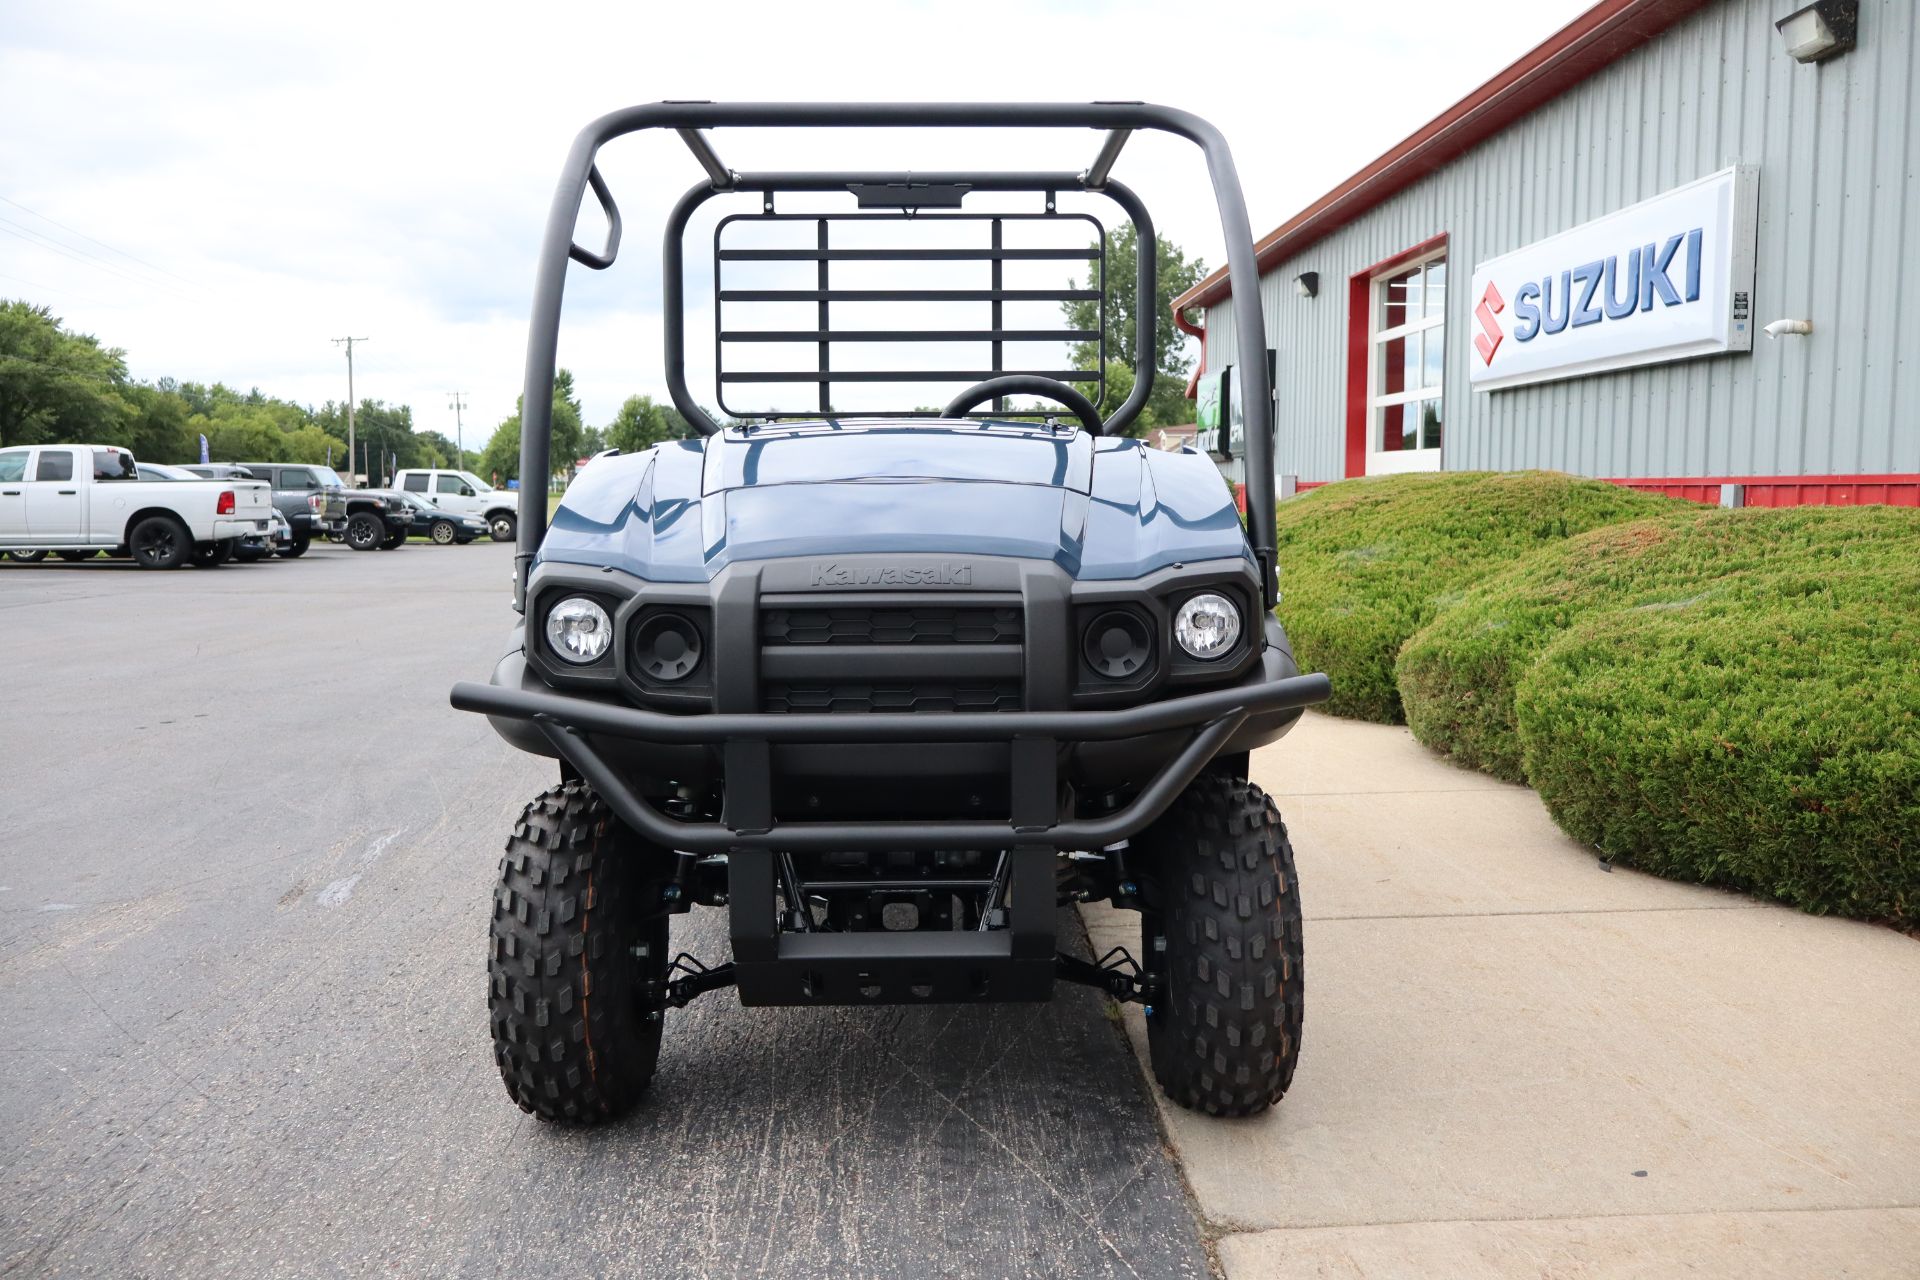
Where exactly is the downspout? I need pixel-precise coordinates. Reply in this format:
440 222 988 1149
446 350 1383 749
1173 300 1208 400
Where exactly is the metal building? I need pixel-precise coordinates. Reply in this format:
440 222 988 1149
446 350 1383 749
1176 0 1919 507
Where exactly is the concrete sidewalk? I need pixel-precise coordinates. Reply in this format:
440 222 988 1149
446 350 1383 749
1085 713 1920 1279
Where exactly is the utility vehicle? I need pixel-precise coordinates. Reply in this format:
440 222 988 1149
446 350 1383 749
451 103 1330 1125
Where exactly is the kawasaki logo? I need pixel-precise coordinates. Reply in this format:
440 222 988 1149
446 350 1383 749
809 561 973 588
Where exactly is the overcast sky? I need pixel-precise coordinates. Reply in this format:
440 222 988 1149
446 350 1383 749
2 0 1593 442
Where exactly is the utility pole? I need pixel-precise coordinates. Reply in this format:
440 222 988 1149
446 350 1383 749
332 336 369 486
448 391 468 468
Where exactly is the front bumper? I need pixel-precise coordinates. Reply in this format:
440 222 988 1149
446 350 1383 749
450 658 1329 854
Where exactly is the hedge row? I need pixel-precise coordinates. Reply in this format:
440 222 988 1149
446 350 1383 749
1396 507 1920 782
1271 472 1679 721
1274 480 1919 926
1514 564 1920 925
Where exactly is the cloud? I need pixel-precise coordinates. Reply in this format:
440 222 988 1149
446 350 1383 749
2 0 1593 437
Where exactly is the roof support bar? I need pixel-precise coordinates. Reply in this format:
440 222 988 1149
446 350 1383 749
676 128 735 189
1082 128 1131 189
516 103 1276 613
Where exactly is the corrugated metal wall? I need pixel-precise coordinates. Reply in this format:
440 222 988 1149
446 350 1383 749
1201 0 1918 483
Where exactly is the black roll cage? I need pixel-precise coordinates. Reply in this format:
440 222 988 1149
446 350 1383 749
515 102 1277 609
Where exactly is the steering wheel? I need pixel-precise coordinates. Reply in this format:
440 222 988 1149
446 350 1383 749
940 375 1105 436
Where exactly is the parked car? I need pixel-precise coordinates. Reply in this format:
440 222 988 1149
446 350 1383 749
226 462 362 554
1 444 272 568
236 508 294 561
393 468 518 542
391 491 487 544
182 463 260 482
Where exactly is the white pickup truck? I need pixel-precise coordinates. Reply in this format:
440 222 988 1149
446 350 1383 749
0 443 275 568
393 468 519 543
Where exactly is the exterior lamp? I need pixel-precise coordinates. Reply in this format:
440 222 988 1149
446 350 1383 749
1294 271 1319 299
1775 0 1857 63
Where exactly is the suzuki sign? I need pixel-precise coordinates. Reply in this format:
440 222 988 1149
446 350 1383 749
1469 167 1757 391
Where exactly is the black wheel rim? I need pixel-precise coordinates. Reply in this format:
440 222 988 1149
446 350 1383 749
349 522 375 548
135 524 178 563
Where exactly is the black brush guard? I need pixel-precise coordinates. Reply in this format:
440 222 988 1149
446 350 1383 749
450 670 1329 1004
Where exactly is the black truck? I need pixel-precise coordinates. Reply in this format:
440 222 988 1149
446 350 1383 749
235 463 412 552
451 102 1331 1127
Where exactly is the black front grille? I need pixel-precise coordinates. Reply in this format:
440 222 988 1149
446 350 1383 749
761 605 1022 647
763 680 1023 714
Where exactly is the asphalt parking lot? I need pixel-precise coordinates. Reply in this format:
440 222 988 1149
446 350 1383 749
0 543 1209 1279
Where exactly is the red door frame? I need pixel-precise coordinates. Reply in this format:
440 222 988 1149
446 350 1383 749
1345 233 1449 478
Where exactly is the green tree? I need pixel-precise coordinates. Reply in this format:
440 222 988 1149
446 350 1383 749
483 368 589 486
1061 226 1207 435
415 429 460 468
480 415 519 485
315 399 424 484
0 301 133 447
112 384 194 462
606 394 694 453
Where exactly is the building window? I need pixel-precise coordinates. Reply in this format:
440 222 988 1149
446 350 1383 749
1368 250 1445 473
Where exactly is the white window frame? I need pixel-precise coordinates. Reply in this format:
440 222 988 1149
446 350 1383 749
1365 248 1447 476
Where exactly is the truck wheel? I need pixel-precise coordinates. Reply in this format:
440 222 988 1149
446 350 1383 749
6 550 48 563
277 536 310 559
490 781 671 1126
379 529 407 549
1134 773 1304 1118
56 550 97 562
429 519 456 545
129 516 191 569
489 512 516 542
190 540 234 568
345 513 383 551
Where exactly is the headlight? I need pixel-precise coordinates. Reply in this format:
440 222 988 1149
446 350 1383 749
1173 592 1241 660
545 597 613 664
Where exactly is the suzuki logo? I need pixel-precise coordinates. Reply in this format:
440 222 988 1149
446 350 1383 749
1473 281 1505 366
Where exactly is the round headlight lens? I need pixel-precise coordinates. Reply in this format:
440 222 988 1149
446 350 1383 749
545 597 612 664
1173 592 1241 660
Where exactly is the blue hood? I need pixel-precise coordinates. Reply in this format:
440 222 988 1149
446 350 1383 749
540 420 1251 583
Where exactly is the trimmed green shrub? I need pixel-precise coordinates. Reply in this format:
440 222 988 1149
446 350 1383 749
1271 472 1678 721
1397 507 1920 781
1514 565 1920 927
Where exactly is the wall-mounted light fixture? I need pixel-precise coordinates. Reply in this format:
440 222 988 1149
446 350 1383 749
1294 271 1319 299
1775 0 1858 63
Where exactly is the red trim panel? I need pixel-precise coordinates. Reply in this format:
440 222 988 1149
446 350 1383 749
1344 272 1370 479
1173 0 1715 314
1344 236 1448 479
1608 475 1920 508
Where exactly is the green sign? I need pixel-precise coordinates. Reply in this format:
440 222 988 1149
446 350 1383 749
1194 368 1230 459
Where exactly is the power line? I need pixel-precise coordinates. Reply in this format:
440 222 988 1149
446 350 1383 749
0 218 201 302
0 269 91 300
0 194 198 288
